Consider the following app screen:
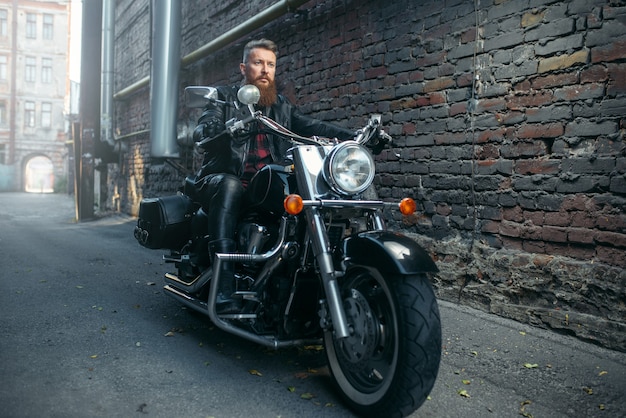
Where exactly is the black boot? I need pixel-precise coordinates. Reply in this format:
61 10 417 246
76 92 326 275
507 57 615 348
209 238 241 314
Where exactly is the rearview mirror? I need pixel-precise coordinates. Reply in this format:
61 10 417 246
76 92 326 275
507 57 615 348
184 86 218 108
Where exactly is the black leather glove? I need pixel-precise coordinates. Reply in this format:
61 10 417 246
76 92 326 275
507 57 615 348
193 119 226 143
367 129 390 155
193 101 226 143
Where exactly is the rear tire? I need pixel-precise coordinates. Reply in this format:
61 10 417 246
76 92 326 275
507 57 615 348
324 268 441 418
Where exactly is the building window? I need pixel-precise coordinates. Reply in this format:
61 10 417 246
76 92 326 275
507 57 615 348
26 13 37 39
0 10 7 37
43 14 53 40
0 101 6 125
41 58 52 83
0 55 6 80
25 101 35 127
41 102 51 128
0 143 6 165
25 57 36 82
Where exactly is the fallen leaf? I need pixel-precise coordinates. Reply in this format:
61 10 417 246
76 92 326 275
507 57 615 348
470 351 478 357
598 370 608 376
458 389 470 398
294 372 309 379
523 363 539 369
301 392 315 400
519 331 526 335
287 386 296 392
164 331 175 337
583 387 593 395
303 345 324 351
520 399 533 417
90 354 98 359
599 404 605 410
249 369 262 377
462 379 471 385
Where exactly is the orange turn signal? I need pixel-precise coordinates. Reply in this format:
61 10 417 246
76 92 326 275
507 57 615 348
284 194 304 215
399 197 417 215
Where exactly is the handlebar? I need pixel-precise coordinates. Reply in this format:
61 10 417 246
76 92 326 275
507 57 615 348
195 107 389 150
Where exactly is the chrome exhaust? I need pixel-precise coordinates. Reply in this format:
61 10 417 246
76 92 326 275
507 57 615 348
163 269 212 294
163 284 320 350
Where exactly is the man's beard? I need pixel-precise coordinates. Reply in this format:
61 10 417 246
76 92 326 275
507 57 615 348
253 78 277 107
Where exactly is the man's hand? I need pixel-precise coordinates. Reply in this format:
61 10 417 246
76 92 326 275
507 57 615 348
367 129 391 155
193 119 226 143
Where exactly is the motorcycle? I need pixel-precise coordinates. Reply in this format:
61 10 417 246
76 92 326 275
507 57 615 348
134 84 441 418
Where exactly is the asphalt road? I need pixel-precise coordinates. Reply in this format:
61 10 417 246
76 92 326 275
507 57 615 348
1 192 624 418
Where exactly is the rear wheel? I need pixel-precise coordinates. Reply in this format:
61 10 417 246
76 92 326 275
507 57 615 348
324 268 441 418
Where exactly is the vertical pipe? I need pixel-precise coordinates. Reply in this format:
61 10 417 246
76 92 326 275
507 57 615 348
100 0 115 147
9 0 17 168
150 0 180 158
78 0 102 220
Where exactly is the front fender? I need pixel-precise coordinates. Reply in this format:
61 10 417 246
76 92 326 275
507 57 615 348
341 231 438 274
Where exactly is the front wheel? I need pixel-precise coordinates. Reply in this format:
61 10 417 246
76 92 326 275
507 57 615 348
324 268 441 418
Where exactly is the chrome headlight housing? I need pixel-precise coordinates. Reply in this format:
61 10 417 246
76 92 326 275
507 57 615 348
323 141 375 196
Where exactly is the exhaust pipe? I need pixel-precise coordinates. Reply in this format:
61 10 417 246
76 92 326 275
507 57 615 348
163 269 212 294
163 284 319 350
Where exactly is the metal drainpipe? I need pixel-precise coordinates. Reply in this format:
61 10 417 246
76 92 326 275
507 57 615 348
150 0 181 158
100 0 115 148
180 0 309 66
112 0 309 101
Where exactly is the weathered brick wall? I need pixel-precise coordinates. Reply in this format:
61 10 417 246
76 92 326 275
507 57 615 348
112 0 626 350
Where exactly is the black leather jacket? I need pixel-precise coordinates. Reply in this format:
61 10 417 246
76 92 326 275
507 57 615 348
195 85 355 179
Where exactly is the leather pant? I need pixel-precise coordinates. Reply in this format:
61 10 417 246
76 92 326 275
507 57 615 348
197 173 244 242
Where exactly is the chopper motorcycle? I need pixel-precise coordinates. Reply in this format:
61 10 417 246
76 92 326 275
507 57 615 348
134 84 441 418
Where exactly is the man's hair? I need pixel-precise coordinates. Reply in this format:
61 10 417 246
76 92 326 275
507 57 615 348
242 39 278 63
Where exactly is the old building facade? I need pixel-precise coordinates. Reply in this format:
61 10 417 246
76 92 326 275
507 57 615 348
106 0 625 350
0 0 69 193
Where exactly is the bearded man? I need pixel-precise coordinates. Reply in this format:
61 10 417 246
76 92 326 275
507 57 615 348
192 38 355 314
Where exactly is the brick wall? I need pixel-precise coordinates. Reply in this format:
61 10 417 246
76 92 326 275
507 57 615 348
112 0 626 350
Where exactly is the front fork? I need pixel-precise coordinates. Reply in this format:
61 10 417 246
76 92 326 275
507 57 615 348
305 207 351 339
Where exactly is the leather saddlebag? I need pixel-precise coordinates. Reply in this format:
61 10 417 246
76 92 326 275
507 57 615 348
134 194 193 250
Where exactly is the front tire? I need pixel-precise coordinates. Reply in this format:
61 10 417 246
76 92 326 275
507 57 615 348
324 268 441 418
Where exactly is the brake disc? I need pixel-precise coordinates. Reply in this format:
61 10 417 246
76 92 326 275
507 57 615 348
339 288 379 365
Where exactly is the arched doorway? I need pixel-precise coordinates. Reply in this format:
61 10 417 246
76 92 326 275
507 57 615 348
25 156 54 193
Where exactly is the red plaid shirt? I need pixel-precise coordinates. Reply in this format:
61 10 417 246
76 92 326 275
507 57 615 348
241 131 272 188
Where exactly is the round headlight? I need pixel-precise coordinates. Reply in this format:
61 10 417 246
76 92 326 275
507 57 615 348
323 141 375 195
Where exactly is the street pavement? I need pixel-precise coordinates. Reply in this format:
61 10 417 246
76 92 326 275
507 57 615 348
0 192 624 418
